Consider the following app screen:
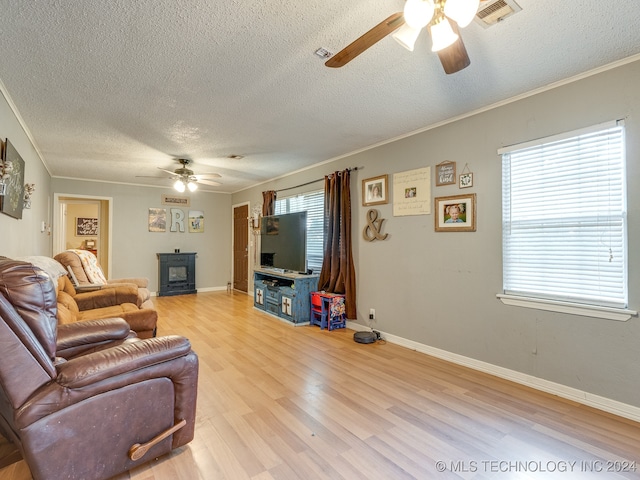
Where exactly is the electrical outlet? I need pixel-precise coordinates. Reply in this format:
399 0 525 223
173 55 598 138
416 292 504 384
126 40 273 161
369 308 375 320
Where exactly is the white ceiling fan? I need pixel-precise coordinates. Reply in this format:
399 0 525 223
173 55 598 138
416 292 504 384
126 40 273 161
139 159 222 192
325 0 481 74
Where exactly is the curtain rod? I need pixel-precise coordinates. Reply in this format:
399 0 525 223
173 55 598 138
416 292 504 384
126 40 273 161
275 166 360 193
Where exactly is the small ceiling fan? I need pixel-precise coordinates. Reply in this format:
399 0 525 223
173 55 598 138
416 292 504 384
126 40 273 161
138 159 222 192
325 0 479 74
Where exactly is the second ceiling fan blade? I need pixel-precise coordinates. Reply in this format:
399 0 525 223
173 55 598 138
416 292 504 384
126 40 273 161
325 12 405 68
436 36 470 74
197 179 222 187
435 21 470 74
194 173 222 179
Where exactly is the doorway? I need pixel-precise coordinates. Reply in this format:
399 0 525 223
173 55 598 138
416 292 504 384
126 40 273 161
232 203 249 292
53 194 113 277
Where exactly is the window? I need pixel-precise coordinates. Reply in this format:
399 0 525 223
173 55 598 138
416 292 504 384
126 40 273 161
275 190 324 273
499 121 630 318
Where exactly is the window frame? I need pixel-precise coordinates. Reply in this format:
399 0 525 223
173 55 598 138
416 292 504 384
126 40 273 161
497 120 636 321
274 189 324 274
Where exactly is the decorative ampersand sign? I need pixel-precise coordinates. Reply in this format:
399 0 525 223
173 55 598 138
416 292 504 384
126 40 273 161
363 209 388 242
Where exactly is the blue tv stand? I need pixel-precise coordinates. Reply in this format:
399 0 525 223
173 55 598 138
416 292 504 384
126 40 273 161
253 268 319 325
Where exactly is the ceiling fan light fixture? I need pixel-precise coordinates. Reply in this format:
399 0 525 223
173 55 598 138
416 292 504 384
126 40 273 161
430 17 459 51
392 23 422 51
443 0 480 28
403 0 435 29
174 179 186 192
187 181 198 192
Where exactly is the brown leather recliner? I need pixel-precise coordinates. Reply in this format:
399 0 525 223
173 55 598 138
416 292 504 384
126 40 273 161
56 275 158 338
0 257 198 480
54 250 152 308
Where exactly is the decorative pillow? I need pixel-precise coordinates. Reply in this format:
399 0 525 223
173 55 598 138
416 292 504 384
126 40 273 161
68 249 107 284
17 256 68 282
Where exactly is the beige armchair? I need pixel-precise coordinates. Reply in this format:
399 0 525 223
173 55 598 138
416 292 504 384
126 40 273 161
54 250 152 308
56 275 157 339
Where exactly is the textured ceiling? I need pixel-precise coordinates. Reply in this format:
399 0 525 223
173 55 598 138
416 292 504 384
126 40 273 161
1 0 639 193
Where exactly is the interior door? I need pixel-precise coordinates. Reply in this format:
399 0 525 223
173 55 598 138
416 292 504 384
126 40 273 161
55 195 111 276
233 204 249 292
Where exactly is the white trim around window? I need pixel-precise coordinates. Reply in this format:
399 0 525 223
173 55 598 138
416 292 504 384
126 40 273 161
496 294 637 321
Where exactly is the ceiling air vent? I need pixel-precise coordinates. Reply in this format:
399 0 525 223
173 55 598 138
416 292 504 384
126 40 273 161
474 0 522 28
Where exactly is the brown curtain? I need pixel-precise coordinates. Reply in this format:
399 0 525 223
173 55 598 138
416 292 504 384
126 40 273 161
262 190 276 216
318 169 356 319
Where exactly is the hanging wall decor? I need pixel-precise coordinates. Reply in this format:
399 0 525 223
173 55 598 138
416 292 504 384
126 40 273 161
393 167 431 216
0 139 26 219
459 163 473 189
435 161 456 186
148 208 167 232
362 174 388 206
76 217 99 236
23 183 35 208
434 193 477 232
189 210 204 233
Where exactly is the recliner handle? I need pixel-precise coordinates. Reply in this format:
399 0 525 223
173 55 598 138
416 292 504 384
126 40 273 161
128 419 187 461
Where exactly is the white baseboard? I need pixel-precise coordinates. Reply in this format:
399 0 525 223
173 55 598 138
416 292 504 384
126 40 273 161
197 286 228 293
346 321 640 423
151 286 227 296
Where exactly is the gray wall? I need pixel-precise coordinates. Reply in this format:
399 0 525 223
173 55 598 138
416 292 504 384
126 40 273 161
51 179 233 292
233 59 640 409
0 90 52 257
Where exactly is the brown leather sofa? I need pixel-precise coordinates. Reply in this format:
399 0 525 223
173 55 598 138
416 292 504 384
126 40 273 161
54 250 152 308
0 257 198 480
56 275 158 339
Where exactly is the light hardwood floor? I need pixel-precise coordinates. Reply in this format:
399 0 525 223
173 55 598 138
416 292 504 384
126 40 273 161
2 291 640 479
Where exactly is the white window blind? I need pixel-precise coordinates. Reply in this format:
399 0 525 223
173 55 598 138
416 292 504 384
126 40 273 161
275 190 324 273
500 121 627 309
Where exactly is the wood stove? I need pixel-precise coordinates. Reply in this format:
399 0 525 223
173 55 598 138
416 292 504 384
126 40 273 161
157 253 197 296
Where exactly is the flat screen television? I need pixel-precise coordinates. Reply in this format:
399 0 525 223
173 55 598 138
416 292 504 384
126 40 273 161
260 211 307 273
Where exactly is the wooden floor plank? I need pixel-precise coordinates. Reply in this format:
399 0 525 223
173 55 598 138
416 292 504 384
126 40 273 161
1 290 639 479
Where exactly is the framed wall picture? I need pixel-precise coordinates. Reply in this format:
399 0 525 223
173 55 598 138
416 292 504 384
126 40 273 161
76 217 99 236
392 167 431 216
188 210 204 233
0 139 26 219
362 174 388 206
434 193 476 232
148 208 167 232
435 161 456 186
459 173 473 188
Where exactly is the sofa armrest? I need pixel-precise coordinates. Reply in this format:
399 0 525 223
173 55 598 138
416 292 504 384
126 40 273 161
108 277 149 288
74 285 139 310
57 335 191 388
56 318 134 358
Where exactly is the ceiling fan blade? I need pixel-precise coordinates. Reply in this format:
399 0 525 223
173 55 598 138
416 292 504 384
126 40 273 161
325 12 405 68
197 179 221 187
194 173 222 179
135 175 172 179
157 167 178 176
436 23 470 74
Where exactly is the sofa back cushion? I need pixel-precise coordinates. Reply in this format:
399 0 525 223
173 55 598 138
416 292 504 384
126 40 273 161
58 275 77 297
56 250 108 285
54 251 91 284
0 258 59 360
0 293 56 409
0 258 58 402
